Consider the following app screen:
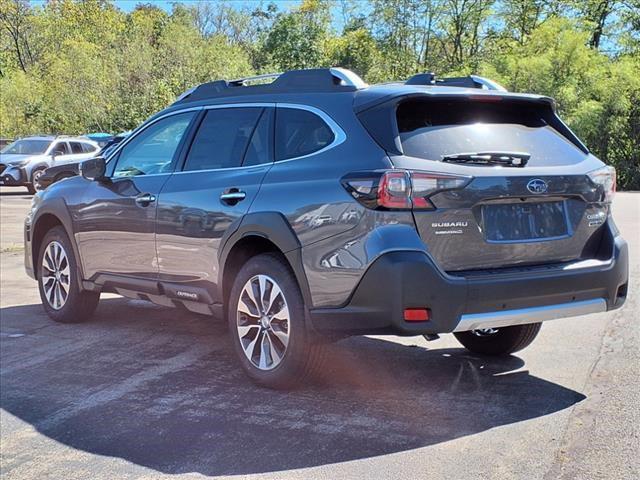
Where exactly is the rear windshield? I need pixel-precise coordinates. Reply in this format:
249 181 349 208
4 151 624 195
396 100 585 165
1 139 50 155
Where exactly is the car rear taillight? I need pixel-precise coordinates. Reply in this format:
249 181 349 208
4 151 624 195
587 166 616 203
410 172 472 209
342 170 471 210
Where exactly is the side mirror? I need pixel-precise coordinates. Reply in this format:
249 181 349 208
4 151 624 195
51 149 64 158
80 156 106 181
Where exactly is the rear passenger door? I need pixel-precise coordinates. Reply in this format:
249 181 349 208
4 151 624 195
156 106 274 299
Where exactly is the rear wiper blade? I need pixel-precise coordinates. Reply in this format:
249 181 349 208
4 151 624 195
441 151 530 167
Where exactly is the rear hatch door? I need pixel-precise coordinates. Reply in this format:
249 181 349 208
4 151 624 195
366 94 608 272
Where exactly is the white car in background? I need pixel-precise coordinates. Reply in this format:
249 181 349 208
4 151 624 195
0 136 100 193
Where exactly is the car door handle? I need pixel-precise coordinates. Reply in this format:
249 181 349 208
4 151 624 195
220 189 246 205
135 193 156 206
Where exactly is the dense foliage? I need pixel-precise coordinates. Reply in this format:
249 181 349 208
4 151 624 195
1 0 638 188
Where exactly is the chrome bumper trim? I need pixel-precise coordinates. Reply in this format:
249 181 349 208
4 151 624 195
454 298 607 332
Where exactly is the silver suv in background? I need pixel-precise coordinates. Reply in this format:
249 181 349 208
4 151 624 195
0 136 99 193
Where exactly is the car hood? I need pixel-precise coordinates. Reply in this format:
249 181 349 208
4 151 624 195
0 153 48 165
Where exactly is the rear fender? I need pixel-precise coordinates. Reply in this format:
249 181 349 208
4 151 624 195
218 212 311 306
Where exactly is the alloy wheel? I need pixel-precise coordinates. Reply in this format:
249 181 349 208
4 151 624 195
41 241 71 310
32 170 45 191
236 274 290 371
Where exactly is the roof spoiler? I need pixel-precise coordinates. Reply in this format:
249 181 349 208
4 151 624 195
174 67 368 104
406 73 507 92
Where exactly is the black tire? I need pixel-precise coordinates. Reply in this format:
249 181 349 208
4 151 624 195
28 167 46 194
37 226 100 323
228 253 327 389
454 323 542 356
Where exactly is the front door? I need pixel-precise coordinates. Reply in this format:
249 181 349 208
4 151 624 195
50 141 74 165
156 106 274 300
74 111 197 280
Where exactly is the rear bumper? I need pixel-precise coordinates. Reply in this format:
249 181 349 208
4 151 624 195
453 298 606 332
309 229 628 336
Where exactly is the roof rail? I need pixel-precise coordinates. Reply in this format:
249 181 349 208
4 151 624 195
406 73 507 92
469 75 507 92
228 72 282 86
173 68 368 104
405 72 436 85
329 67 368 89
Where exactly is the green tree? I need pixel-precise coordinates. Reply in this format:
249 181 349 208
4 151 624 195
324 28 382 80
483 17 639 189
262 0 330 71
0 0 638 189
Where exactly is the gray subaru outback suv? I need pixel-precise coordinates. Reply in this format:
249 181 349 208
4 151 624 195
24 68 628 388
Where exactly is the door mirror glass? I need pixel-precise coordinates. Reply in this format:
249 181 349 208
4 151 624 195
51 148 65 157
80 156 106 181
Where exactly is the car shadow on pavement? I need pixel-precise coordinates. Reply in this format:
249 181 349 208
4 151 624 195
0 298 586 476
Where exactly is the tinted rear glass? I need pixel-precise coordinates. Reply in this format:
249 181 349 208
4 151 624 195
396 100 585 164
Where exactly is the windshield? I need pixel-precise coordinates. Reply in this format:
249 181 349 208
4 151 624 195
396 99 586 166
1 139 50 155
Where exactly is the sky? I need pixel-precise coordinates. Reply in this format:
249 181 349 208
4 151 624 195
31 0 349 32
114 0 301 13
32 0 302 13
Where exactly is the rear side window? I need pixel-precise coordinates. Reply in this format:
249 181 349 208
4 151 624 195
275 108 334 160
396 100 586 164
243 109 272 166
69 142 84 154
184 107 263 171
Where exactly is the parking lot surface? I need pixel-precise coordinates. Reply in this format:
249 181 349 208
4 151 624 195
1 187 638 480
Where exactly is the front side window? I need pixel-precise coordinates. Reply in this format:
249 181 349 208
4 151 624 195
51 142 70 155
70 142 84 154
183 108 263 171
113 112 195 178
275 108 334 160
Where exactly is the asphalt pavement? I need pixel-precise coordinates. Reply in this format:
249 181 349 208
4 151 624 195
1 186 638 479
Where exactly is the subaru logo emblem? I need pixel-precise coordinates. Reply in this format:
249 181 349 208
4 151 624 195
527 179 548 194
